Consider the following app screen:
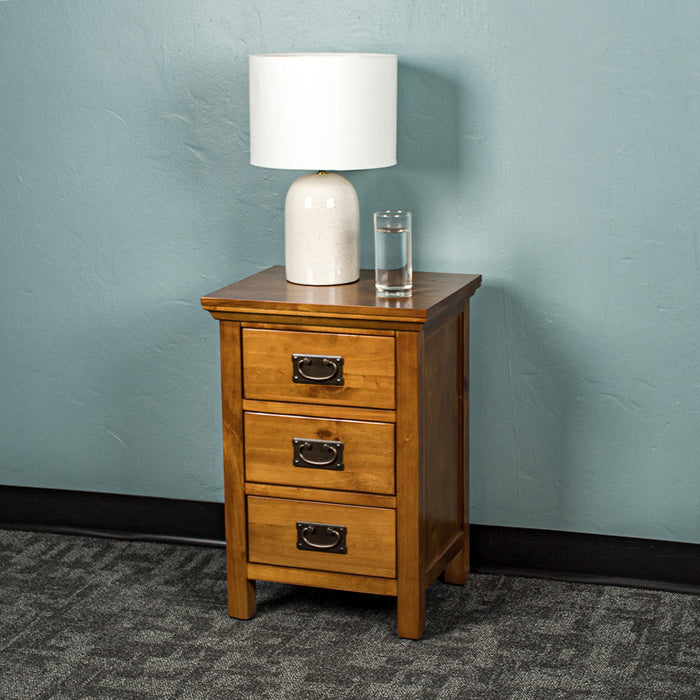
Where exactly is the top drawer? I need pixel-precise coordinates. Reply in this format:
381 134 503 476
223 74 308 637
242 328 395 409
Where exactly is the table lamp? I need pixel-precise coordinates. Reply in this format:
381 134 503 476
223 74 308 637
249 53 397 286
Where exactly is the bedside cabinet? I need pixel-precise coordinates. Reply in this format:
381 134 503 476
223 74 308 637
201 266 481 639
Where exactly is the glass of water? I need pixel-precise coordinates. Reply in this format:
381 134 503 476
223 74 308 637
373 210 412 297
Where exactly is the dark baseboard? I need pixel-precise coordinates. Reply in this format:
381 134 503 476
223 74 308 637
0 485 225 547
1 485 698 594
470 524 700 594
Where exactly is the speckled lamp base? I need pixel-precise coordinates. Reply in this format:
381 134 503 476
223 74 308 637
284 171 360 286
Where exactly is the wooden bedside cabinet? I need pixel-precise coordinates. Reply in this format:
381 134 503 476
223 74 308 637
201 266 481 639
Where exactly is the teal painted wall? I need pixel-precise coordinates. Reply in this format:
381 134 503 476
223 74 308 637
1 1 698 544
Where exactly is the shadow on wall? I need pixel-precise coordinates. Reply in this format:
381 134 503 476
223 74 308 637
358 61 478 260
471 280 585 531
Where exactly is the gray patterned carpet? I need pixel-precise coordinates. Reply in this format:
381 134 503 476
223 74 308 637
1 529 698 700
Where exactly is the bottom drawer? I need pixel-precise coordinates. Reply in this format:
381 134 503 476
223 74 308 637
247 496 396 579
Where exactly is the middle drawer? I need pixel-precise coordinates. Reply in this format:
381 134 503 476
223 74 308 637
244 412 395 494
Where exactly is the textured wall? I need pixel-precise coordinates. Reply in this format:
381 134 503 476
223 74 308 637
1 1 698 544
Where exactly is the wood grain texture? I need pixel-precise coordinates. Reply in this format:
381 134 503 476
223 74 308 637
247 563 398 596
444 302 471 585
202 266 481 325
247 496 396 579
242 328 395 409
242 399 396 423
208 310 436 332
424 532 465 589
421 314 462 581
244 482 396 509
244 412 395 494
202 267 481 639
219 321 256 619
241 321 395 336
395 330 425 639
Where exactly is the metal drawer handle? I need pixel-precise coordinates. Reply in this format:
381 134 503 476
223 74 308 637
293 438 345 470
292 354 345 385
301 526 341 549
299 442 337 466
296 522 347 554
298 357 338 382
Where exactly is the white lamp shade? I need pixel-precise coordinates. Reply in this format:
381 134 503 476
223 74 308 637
249 53 397 171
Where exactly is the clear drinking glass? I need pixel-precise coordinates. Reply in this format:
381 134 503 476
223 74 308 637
373 210 412 297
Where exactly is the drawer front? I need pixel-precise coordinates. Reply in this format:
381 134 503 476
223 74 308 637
247 496 396 579
244 412 395 494
242 328 395 409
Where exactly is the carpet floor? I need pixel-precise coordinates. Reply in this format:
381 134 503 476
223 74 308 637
1 529 698 699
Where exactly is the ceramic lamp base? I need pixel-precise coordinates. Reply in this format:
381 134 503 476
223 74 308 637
284 172 360 286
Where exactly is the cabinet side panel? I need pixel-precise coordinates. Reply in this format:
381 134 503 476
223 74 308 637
444 303 470 584
421 315 463 578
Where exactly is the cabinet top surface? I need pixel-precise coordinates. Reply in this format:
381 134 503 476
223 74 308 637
201 266 481 324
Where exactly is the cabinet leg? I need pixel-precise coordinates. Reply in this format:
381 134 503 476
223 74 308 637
397 588 426 640
226 543 256 619
443 541 470 586
227 575 256 619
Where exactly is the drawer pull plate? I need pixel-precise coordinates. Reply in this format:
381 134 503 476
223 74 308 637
296 522 347 554
292 438 345 470
292 354 344 385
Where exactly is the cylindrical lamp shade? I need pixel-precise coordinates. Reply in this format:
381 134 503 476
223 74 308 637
250 53 397 171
